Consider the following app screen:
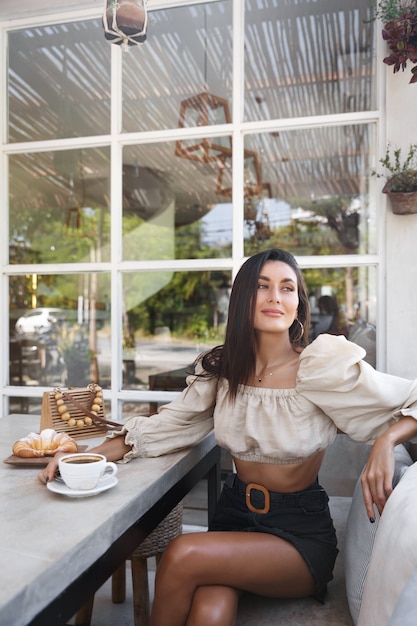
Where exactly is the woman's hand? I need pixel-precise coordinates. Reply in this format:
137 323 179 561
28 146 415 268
361 416 417 520
37 436 132 485
38 454 63 484
360 434 395 520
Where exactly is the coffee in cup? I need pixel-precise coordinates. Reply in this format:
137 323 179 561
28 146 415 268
58 453 118 490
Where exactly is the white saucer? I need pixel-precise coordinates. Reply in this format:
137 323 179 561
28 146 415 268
47 474 118 498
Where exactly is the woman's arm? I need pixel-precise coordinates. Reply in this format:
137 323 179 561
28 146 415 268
38 436 132 484
298 335 417 520
361 416 417 520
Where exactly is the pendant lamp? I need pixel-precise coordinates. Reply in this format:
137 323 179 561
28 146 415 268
102 0 148 49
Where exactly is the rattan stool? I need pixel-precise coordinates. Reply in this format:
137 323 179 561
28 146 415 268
75 502 183 626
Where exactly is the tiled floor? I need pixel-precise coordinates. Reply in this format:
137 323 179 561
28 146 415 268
67 558 155 626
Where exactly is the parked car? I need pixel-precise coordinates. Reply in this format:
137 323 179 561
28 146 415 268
15 308 65 335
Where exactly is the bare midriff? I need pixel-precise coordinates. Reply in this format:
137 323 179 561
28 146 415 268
233 449 326 493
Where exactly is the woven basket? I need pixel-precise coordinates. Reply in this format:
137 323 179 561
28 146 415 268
132 502 183 559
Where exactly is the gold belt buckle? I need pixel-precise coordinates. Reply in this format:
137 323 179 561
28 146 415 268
245 483 270 514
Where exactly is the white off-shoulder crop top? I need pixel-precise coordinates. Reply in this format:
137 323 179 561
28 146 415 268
107 335 417 464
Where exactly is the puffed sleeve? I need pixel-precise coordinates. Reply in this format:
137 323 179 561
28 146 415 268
106 360 216 461
297 334 417 443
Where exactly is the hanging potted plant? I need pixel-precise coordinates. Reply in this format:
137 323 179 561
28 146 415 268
373 143 417 214
370 0 417 83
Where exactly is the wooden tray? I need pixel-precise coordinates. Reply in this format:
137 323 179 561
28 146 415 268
3 445 88 466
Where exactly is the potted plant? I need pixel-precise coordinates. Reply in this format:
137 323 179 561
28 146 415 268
370 0 417 83
373 143 417 214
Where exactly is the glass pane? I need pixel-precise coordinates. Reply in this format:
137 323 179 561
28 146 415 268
123 142 233 260
10 273 111 388
8 397 112 421
243 125 376 257
9 148 111 264
9 396 42 415
305 265 377 367
8 19 111 143
244 0 376 121
120 400 152 422
122 1 233 132
121 270 231 390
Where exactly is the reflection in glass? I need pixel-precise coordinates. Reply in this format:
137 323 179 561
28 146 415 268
243 125 376 257
121 401 156 422
215 149 263 200
8 396 42 415
304 266 377 367
175 93 232 163
9 148 111 264
7 19 110 143
122 1 232 132
123 143 233 260
9 273 111 389
244 0 376 121
121 270 231 390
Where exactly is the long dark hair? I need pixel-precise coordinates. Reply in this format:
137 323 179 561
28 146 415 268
201 249 310 398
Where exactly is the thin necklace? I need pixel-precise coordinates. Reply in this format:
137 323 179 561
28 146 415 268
256 358 290 382
256 370 274 383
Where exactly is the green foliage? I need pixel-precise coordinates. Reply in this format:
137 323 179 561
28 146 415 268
303 267 354 300
10 167 364 349
370 0 417 23
373 143 417 192
388 169 417 192
126 265 230 343
369 1 417 82
185 315 209 339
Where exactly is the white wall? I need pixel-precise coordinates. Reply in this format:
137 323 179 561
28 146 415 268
385 70 417 378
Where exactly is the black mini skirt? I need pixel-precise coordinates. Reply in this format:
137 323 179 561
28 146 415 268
208 473 339 602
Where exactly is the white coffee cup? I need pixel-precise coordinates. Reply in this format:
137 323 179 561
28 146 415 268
58 453 118 490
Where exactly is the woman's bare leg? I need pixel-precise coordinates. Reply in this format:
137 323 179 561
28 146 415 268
150 531 315 626
185 585 240 626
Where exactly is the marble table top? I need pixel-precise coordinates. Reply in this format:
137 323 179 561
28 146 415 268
0 414 217 626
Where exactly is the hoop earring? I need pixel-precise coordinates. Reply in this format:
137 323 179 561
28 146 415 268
291 318 304 342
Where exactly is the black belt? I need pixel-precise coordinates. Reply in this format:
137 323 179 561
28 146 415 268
228 473 327 514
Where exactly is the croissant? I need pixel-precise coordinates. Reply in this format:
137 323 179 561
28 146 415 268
12 428 78 458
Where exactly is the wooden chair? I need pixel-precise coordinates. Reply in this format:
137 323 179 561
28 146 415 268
75 502 183 626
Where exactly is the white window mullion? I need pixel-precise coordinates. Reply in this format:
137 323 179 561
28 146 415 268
376 27 387 373
110 43 124 417
2 0 384 414
231 0 245 270
1 26 9 414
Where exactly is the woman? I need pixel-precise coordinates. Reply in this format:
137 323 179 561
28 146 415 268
39 249 417 626
315 294 350 338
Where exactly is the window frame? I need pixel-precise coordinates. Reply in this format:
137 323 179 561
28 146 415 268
0 0 386 417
